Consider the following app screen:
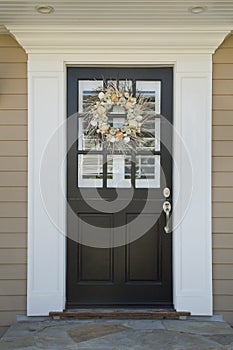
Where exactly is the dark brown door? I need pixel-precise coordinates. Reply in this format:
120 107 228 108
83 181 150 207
67 67 173 308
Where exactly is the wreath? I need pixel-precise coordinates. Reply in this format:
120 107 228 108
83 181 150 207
84 81 151 150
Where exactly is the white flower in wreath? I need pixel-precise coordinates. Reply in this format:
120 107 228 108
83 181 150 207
90 120 97 126
105 99 113 109
124 136 130 143
136 115 143 122
99 123 109 132
118 97 126 105
98 92 105 100
121 126 127 133
100 115 108 122
131 97 137 103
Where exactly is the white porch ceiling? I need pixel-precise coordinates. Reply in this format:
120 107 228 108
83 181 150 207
0 0 233 30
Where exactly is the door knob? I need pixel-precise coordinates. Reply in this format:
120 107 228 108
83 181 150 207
163 200 171 233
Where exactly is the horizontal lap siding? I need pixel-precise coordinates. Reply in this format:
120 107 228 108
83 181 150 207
212 34 233 325
0 35 27 326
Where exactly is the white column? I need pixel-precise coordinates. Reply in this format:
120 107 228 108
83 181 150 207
27 60 66 315
173 56 213 315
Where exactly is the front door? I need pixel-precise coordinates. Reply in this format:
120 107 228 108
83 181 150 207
67 67 173 308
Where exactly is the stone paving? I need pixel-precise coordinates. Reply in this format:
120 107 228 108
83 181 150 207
0 327 8 339
1 317 233 350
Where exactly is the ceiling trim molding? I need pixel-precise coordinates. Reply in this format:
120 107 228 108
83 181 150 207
7 25 230 54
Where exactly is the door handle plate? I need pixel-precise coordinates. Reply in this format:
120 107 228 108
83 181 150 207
163 201 171 233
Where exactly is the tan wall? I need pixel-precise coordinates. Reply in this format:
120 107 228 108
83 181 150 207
213 34 233 325
0 35 27 325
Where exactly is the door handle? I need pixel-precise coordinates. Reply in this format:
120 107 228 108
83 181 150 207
163 201 171 233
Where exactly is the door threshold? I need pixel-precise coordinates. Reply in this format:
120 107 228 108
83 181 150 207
49 308 190 320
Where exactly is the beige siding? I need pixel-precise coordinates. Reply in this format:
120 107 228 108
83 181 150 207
213 34 233 325
0 34 27 326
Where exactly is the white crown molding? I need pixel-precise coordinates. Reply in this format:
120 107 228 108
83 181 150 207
6 25 230 54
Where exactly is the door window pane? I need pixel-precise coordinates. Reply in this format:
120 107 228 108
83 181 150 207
137 117 160 152
136 80 161 114
78 154 103 187
78 80 103 113
78 80 103 151
78 117 103 151
107 155 131 188
135 155 160 188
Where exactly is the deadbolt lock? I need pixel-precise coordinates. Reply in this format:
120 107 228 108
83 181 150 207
163 187 170 198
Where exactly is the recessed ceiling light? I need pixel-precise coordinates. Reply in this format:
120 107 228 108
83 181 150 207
36 5 54 14
189 6 207 14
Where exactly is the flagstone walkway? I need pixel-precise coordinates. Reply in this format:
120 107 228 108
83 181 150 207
1 317 233 349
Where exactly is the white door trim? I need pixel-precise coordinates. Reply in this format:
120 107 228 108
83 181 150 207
7 27 229 315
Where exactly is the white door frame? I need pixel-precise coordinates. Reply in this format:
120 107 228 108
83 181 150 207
8 26 229 315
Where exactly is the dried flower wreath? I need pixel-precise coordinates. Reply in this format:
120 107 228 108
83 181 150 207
83 81 152 150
